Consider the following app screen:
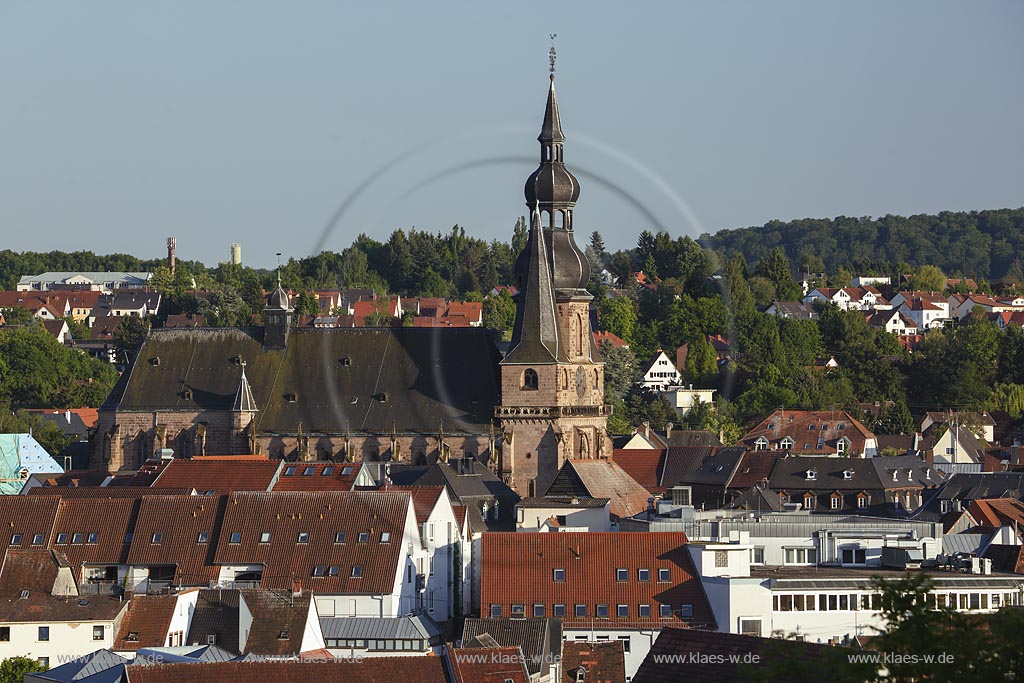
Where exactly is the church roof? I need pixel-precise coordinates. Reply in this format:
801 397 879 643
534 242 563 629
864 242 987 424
104 327 500 435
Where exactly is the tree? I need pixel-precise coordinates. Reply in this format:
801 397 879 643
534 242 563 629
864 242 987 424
482 290 516 337
0 410 74 460
598 297 638 345
589 231 605 258
908 264 947 292
0 656 47 682
683 335 717 387
63 315 89 341
113 316 151 355
755 247 801 301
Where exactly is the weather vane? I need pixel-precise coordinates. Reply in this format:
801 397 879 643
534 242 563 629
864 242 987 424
276 252 282 286
549 34 557 76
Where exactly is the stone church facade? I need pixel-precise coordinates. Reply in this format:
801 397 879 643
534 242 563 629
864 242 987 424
92 68 611 497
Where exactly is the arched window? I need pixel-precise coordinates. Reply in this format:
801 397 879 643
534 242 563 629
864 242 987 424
522 369 539 390
577 313 586 358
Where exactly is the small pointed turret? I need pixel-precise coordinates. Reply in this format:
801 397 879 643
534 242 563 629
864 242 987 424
504 206 559 364
539 75 565 144
232 362 257 413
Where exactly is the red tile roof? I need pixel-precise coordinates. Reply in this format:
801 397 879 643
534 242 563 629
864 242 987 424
593 330 629 348
739 409 874 455
968 498 1024 528
450 646 531 683
152 458 282 494
0 495 62 555
446 302 482 323
611 449 666 494
0 549 67 596
480 532 714 629
126 495 226 586
387 485 446 524
561 640 627 683
27 485 192 498
52 497 140 569
113 594 180 650
124 659 449 683
727 451 778 490
212 491 412 594
271 462 358 492
548 459 652 519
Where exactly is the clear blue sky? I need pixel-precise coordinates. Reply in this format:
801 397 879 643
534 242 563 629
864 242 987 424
2 1 1021 267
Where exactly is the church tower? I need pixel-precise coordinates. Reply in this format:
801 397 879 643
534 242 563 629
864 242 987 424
263 275 292 351
497 55 612 497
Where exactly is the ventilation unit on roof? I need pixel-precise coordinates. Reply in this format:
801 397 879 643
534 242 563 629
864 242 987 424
148 357 160 366
284 392 297 402
207 634 217 645
339 356 351 366
182 389 193 400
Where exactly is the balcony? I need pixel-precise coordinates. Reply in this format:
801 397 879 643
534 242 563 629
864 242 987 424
495 404 612 419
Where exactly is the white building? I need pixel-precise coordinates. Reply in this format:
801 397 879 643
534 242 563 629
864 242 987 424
16 272 153 293
691 537 1024 644
515 496 612 532
665 386 716 420
638 350 681 391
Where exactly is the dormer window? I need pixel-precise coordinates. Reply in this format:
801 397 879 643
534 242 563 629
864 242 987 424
805 469 817 481
837 437 850 454
803 493 815 510
754 436 769 451
780 436 794 450
842 469 854 480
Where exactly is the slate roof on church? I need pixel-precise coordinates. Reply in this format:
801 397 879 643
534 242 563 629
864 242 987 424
104 327 501 435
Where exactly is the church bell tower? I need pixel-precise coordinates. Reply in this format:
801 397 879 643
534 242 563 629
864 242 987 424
496 48 612 497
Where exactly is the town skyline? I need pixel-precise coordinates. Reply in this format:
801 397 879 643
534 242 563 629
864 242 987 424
2 2 1022 267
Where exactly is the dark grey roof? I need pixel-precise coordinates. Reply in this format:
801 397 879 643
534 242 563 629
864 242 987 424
505 210 560 365
30 649 127 683
105 327 500 435
868 455 944 488
726 486 784 512
320 615 441 640
187 589 241 654
461 617 562 677
770 455 889 492
942 533 990 556
677 447 743 487
929 472 1024 502
653 430 725 449
517 496 609 509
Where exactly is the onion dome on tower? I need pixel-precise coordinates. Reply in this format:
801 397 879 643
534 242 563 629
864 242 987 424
518 45 590 295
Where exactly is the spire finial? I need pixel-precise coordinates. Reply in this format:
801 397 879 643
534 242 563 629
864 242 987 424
549 34 557 79
275 252 282 287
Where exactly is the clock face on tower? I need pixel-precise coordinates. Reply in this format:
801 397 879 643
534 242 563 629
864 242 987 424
575 366 587 398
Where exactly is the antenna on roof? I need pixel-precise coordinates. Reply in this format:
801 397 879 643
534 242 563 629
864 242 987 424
275 253 283 287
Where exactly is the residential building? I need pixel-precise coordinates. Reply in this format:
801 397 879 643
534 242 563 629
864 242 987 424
890 291 951 328
514 496 612 532
738 409 878 457
664 385 715 420
864 308 918 336
480 532 715 678
764 301 819 320
321 614 443 658
560 640 626 683
461 617 563 682
0 433 64 494
637 350 681 391
17 272 152 293
543 459 651 522
112 591 201 654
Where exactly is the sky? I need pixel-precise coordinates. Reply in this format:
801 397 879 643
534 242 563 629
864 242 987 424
1 1 1022 268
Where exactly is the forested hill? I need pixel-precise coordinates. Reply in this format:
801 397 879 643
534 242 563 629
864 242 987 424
700 208 1024 281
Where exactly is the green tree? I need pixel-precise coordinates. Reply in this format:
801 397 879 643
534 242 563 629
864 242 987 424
0 307 33 326
908 264 947 292
0 410 74 460
0 655 47 682
683 335 717 387
482 290 516 337
63 315 90 341
755 247 801 301
987 382 1024 418
598 297 638 344
113 316 151 355
589 230 605 258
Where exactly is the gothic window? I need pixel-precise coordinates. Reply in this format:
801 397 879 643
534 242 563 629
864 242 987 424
577 313 586 358
522 369 539 391
562 368 569 390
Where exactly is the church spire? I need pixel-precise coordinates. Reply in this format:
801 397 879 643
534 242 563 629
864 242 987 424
504 205 559 364
540 38 565 144
232 361 257 413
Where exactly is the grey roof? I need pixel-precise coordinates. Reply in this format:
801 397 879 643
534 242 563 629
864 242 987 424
868 455 945 488
942 533 991 556
923 472 1024 509
653 430 725 449
767 301 820 319
504 209 560 365
104 327 501 435
18 272 151 286
461 617 562 677
231 366 257 413
31 649 128 683
187 588 240 654
517 496 609 509
320 614 441 641
725 485 784 512
677 447 741 487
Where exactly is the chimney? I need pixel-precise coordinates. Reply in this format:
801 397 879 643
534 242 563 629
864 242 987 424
64 409 71 425
912 432 920 451
291 578 302 597
666 422 674 439
643 421 650 439
167 237 177 276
